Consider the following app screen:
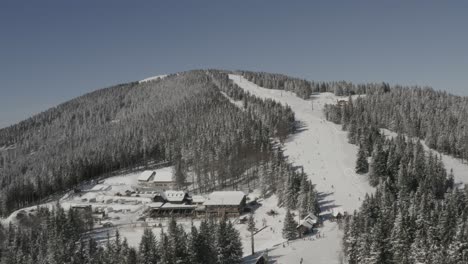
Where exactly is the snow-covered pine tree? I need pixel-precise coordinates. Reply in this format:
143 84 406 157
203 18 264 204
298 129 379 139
356 144 369 174
308 187 321 217
247 213 256 255
138 228 159 264
282 209 298 240
368 140 387 186
217 216 243 264
390 206 411 264
297 175 310 218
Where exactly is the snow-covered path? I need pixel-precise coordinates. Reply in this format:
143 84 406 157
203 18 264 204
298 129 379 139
230 74 373 263
229 75 373 213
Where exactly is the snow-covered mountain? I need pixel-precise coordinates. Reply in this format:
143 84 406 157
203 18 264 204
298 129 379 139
2 69 468 264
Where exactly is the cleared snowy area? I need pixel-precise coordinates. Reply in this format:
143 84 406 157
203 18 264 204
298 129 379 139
139 74 168 83
220 91 244 109
228 74 373 263
1 168 170 227
229 74 373 213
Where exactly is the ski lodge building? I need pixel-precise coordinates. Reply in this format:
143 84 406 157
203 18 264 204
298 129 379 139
137 168 177 190
204 191 247 216
296 213 319 237
147 190 247 217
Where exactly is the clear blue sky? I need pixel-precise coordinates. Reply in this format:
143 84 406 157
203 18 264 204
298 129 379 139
1 1 467 128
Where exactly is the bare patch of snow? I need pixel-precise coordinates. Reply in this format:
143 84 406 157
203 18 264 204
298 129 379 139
220 91 244 109
139 74 168 83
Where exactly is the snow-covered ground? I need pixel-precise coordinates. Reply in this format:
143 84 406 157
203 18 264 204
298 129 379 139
139 74 168 83
229 75 373 213
229 74 373 263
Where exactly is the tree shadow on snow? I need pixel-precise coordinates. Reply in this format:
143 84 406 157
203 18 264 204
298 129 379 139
316 191 334 201
241 251 284 264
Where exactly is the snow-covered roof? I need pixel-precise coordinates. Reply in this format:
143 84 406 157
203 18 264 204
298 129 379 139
297 213 318 229
304 213 318 223
164 191 186 202
152 167 174 183
332 208 345 217
160 203 196 209
297 219 314 229
192 195 205 203
148 202 164 208
138 171 155 182
133 191 161 198
90 184 111 192
204 191 246 206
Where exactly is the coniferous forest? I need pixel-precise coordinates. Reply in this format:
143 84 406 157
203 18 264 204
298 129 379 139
324 93 468 263
324 87 468 162
0 70 299 215
0 204 243 264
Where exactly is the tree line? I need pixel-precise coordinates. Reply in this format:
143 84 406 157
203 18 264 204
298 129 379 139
239 71 381 98
0 205 243 264
324 86 468 162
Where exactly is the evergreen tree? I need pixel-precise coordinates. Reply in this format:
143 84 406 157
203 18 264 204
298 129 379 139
356 144 369 174
368 140 387 186
247 214 256 255
195 219 217 264
138 228 159 264
282 209 298 240
217 216 243 264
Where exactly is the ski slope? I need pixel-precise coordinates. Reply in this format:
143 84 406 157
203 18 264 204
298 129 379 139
229 74 373 263
229 74 373 212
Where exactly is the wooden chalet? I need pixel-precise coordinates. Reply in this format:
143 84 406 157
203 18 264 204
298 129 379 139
296 213 318 237
204 191 247 216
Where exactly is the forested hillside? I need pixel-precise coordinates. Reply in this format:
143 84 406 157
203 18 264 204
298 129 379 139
323 93 468 263
342 135 468 263
0 70 297 215
324 87 468 162
239 71 381 98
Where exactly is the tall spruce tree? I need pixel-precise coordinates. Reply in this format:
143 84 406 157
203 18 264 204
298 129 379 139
138 228 159 264
247 214 256 255
282 209 298 240
356 144 369 174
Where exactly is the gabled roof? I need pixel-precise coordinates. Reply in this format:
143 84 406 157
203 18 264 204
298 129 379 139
297 213 318 229
160 203 196 210
152 167 174 182
304 213 318 223
204 191 246 206
148 202 164 209
192 195 205 203
164 191 187 202
138 170 156 182
332 208 345 217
